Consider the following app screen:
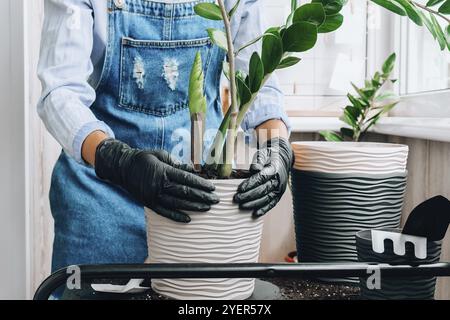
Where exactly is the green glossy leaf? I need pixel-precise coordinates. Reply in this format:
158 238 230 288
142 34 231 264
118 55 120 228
229 0 242 17
430 13 447 50
426 0 445 6
340 111 357 128
392 0 423 26
418 10 438 39
446 25 450 50
382 52 396 75
207 28 228 51
381 102 399 113
370 0 406 16
261 33 283 74
366 112 382 129
312 0 345 15
320 131 343 141
340 127 355 139
282 21 318 52
351 82 369 102
236 30 279 55
347 93 364 109
293 3 326 27
318 13 344 33
373 71 381 82
372 79 382 87
375 91 399 103
236 72 252 106
361 88 376 98
277 56 302 69
345 105 361 121
188 52 207 115
248 52 264 93
366 103 398 127
439 0 450 13
194 3 223 20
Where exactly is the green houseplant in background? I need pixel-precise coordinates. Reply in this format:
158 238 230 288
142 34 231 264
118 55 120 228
291 53 410 283
320 53 399 142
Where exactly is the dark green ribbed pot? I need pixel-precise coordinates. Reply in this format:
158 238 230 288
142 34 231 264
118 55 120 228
291 170 407 283
356 228 441 300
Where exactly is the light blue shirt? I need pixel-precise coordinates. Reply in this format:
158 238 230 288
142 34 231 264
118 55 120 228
38 0 290 163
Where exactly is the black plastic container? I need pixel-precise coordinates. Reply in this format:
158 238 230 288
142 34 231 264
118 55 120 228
291 169 407 283
356 228 442 300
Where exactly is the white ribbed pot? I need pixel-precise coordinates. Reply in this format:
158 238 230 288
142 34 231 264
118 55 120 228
292 142 409 174
291 141 409 283
144 179 264 300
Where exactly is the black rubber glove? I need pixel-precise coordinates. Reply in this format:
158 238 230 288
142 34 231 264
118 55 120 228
234 137 293 218
95 139 219 223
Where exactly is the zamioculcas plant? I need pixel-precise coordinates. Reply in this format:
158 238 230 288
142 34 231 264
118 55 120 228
192 0 347 178
320 53 399 142
370 0 450 51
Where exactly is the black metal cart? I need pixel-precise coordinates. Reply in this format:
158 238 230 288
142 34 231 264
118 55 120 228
33 262 450 300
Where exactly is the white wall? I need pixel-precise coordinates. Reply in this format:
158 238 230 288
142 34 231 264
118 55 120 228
0 0 28 299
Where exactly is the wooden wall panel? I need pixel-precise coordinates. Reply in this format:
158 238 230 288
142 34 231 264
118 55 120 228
27 0 61 295
385 136 449 300
427 141 450 300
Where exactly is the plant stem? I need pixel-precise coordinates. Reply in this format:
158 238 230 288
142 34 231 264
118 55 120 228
217 0 238 178
191 113 204 171
236 75 270 127
206 107 231 168
207 43 272 169
413 1 450 24
235 34 264 56
291 0 297 12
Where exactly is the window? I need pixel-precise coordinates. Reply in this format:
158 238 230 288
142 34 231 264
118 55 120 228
399 16 450 95
264 0 369 115
261 0 450 117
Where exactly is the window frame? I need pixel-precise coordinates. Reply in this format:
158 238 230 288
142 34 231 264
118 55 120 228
283 1 449 116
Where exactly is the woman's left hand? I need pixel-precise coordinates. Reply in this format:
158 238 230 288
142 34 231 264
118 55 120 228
233 137 293 218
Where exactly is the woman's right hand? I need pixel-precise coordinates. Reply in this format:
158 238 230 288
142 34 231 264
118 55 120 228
94 138 219 223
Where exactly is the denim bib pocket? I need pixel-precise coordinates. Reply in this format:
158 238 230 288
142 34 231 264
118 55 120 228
119 37 213 116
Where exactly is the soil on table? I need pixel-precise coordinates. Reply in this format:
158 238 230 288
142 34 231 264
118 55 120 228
61 278 360 300
266 278 360 300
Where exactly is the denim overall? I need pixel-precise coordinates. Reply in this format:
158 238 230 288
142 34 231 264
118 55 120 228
49 0 225 272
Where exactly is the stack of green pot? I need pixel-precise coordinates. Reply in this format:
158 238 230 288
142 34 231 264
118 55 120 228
291 142 409 282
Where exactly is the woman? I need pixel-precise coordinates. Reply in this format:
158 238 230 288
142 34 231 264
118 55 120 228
38 0 292 273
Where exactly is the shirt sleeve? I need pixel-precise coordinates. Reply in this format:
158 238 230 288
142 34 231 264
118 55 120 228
37 0 114 164
230 0 291 132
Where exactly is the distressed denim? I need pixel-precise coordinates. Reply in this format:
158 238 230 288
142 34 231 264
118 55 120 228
49 0 227 271
37 0 290 164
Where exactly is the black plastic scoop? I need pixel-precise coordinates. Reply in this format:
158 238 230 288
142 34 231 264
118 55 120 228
403 195 450 241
